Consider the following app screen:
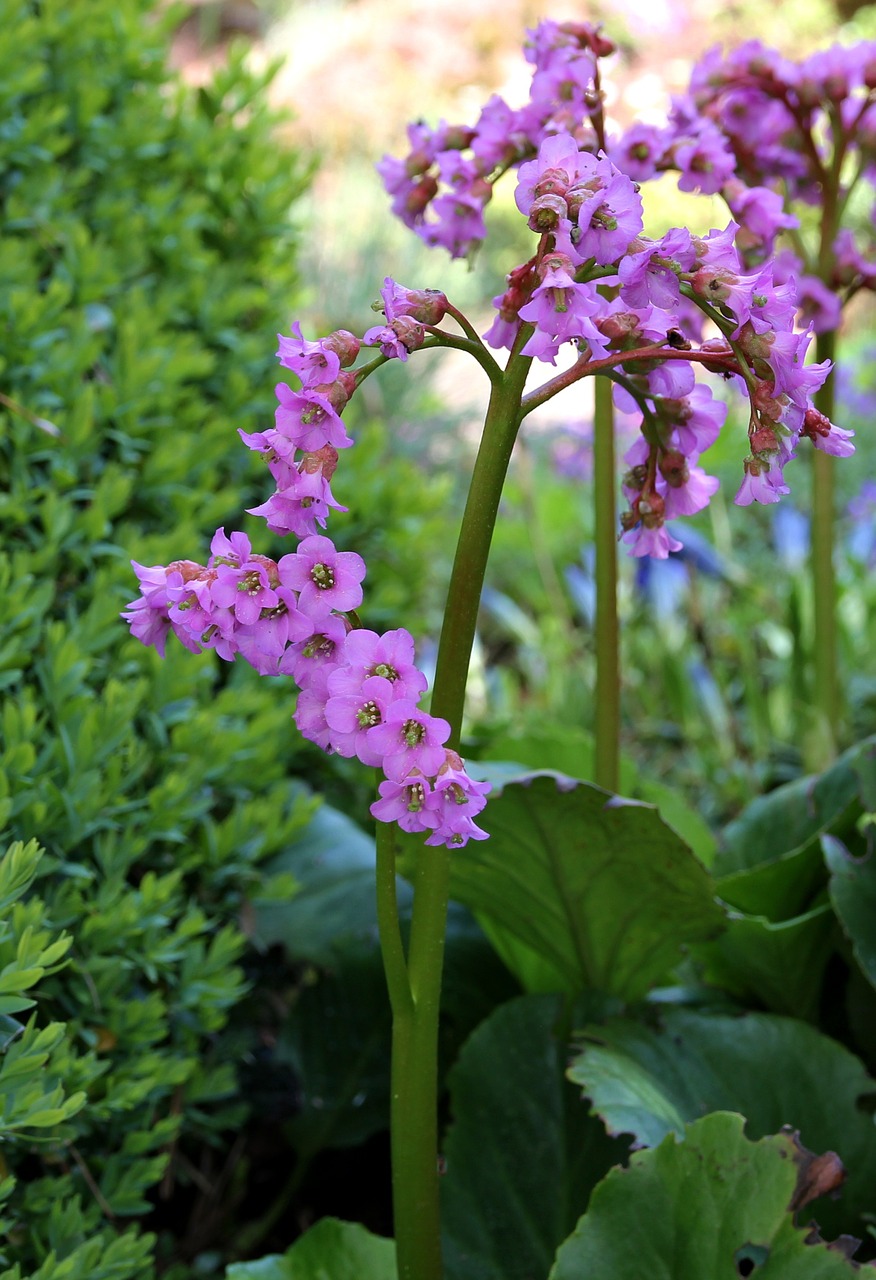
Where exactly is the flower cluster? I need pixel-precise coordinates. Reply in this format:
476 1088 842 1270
123 284 489 849
494 134 852 554
615 40 876 319
378 22 858 556
235 278 447 540
381 20 876 327
378 20 616 261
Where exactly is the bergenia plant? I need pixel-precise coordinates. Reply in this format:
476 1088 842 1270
125 19 858 1280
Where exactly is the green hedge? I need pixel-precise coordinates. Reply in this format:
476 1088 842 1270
0 1 318 1274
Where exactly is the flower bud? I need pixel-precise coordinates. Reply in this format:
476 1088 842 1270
437 124 476 151
528 193 568 233
533 168 571 200
622 464 648 493
749 426 779 455
404 148 433 178
315 379 351 413
382 287 447 325
565 179 600 221
167 559 206 583
636 491 666 527
300 445 340 480
323 330 361 368
537 251 576 282
391 316 426 352
404 175 439 217
699 336 734 374
658 450 689 487
559 20 616 57
337 370 358 400
802 407 832 440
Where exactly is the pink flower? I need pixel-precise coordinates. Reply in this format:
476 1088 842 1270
278 535 366 616
325 674 403 762
365 702 451 782
275 383 353 452
279 611 350 686
339 628 428 701
277 322 342 386
293 666 334 751
370 773 441 834
622 523 683 559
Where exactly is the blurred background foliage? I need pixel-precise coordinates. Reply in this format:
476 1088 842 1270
4 0 876 1274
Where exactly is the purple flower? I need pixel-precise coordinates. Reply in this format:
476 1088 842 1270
801 407 855 457
734 453 790 505
278 535 366 617
371 772 441 834
210 560 278 627
618 229 694 310
667 385 728 458
611 122 668 182
622 523 683 559
365 702 451 782
325 673 402 762
672 118 737 194
379 277 448 325
276 322 342 386
279 610 349 686
339 628 428 702
421 189 488 258
518 257 607 362
275 383 353 452
293 665 335 751
658 462 720 518
723 180 798 256
573 164 644 265
795 275 842 334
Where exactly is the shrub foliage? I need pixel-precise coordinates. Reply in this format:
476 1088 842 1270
0 1 317 1273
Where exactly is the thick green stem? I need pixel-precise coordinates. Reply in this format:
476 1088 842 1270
375 819 413 1020
812 328 840 756
592 375 620 792
388 354 531 1280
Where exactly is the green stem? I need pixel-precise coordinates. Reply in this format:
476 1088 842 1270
592 375 620 792
812 327 840 756
388 352 531 1280
375 818 413 1020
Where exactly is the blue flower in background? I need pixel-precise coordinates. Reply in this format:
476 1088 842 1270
633 524 728 621
771 504 809 572
847 481 876 565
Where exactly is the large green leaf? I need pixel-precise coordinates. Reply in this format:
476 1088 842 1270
693 903 834 1019
708 740 876 924
253 805 401 964
273 905 518 1157
252 802 515 1154
568 1009 876 1239
478 729 716 866
442 994 628 1280
550 1113 863 1279
715 842 826 920
824 833 876 990
445 771 725 999
274 942 391 1155
227 1218 396 1280
705 740 876 936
